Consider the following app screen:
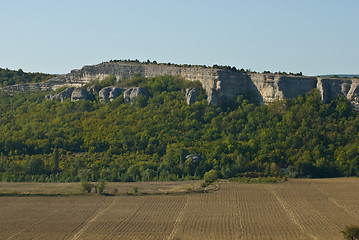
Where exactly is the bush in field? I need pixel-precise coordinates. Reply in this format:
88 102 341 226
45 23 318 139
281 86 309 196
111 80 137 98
203 170 218 185
132 185 138 194
80 182 93 193
95 180 106 194
341 225 359 240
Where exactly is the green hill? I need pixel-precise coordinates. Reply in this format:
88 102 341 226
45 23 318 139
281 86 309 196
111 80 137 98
0 74 359 182
0 67 55 87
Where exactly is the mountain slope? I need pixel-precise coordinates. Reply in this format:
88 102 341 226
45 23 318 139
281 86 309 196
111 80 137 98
0 74 359 182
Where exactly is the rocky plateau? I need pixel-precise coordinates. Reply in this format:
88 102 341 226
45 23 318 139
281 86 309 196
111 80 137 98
2 61 359 108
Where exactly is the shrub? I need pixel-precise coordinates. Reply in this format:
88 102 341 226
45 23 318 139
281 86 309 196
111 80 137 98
132 185 138 194
95 180 106 194
80 182 93 193
99 74 117 88
203 170 218 185
341 225 359 240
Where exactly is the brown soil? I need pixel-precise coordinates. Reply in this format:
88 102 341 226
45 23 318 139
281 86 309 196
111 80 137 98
1 178 358 239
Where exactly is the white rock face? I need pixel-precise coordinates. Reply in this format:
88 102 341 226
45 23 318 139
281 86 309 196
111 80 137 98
3 62 359 108
317 78 359 109
249 74 318 104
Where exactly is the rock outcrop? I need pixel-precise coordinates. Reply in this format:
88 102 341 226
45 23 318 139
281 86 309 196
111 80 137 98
109 87 124 101
87 85 100 94
317 78 359 110
71 88 90 101
99 86 125 102
185 88 199 105
3 61 359 108
99 86 113 102
123 87 148 102
248 74 318 105
45 87 74 101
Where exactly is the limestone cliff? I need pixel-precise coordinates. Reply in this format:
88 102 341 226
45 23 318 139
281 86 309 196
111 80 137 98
2 61 359 107
185 88 200 105
317 78 359 108
248 74 318 105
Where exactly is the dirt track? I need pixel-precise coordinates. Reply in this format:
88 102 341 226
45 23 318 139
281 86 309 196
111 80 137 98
1 178 359 240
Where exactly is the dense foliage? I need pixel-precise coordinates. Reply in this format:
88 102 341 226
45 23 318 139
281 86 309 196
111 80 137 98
0 67 55 87
0 74 359 182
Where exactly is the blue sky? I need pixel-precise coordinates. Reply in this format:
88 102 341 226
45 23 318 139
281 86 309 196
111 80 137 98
1 0 358 76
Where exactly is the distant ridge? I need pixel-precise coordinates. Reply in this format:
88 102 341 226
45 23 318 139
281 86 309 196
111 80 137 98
2 61 359 109
318 74 359 78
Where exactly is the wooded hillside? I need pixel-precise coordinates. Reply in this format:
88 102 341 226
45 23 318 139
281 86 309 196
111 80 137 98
0 67 55 87
1 74 358 182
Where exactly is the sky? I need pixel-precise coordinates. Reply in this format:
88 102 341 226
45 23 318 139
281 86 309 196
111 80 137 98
0 0 358 76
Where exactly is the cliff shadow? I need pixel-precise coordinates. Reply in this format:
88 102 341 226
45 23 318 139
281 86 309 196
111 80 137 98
245 75 264 105
278 76 318 99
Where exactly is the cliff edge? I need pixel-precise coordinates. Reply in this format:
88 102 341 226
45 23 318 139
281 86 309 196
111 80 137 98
2 61 359 107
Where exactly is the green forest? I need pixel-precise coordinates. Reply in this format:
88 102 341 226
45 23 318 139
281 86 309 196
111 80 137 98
0 74 359 183
0 67 55 87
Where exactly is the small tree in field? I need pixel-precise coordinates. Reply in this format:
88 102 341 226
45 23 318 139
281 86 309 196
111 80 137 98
342 225 359 240
203 170 218 185
132 185 138 194
80 182 93 193
95 180 106 194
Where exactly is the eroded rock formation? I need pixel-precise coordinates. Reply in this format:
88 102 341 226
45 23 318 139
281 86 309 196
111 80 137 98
87 85 100 94
3 61 359 108
109 87 124 101
248 74 318 105
123 87 148 103
99 86 112 102
99 86 125 102
45 87 74 101
185 88 199 105
71 88 90 101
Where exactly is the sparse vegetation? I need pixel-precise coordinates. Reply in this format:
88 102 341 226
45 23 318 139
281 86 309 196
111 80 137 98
229 176 287 183
0 181 202 196
0 178 358 239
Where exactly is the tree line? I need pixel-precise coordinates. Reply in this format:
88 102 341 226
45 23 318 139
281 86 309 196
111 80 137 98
0 67 55 87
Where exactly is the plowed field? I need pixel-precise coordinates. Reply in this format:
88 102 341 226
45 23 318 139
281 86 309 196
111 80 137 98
1 178 359 239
